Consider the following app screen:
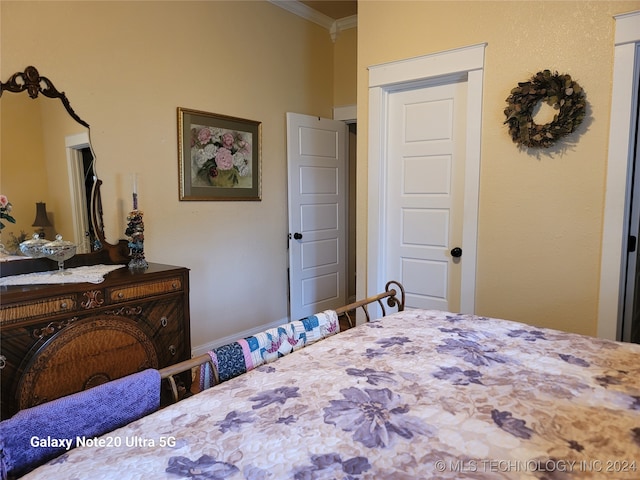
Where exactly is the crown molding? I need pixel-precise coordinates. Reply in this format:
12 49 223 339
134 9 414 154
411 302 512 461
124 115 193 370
269 0 333 29
337 15 357 31
269 1 357 41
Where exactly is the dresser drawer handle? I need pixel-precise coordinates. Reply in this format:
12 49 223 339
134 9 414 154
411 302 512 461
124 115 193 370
168 345 177 356
117 292 124 299
0 355 5 370
60 302 68 309
160 317 168 327
171 282 178 289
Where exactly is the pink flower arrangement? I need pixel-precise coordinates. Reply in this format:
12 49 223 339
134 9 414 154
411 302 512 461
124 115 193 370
198 128 213 144
190 125 253 187
0 194 16 230
221 132 234 148
215 148 234 170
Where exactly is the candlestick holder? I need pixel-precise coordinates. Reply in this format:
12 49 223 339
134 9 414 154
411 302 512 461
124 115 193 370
125 209 148 270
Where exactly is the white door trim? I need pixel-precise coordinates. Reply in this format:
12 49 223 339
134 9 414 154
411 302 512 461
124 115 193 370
333 104 356 122
367 43 486 313
598 10 640 340
65 131 91 253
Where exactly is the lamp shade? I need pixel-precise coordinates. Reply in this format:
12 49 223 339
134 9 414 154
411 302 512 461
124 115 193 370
32 202 53 228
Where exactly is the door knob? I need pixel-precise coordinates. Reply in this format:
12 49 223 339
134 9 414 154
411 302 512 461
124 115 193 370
293 232 303 240
450 247 462 258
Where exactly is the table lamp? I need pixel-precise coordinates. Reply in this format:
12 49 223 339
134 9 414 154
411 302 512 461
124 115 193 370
32 202 53 238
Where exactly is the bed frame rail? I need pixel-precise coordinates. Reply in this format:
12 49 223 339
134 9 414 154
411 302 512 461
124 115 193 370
335 280 405 328
159 355 217 404
158 280 405 404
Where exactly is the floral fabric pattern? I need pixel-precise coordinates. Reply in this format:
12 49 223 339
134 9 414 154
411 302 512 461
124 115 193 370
323 386 432 448
23 310 640 479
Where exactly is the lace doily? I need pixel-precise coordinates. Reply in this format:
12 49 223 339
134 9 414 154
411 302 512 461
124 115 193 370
0 264 125 286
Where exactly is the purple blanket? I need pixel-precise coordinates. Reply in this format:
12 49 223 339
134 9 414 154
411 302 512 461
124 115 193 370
0 368 160 479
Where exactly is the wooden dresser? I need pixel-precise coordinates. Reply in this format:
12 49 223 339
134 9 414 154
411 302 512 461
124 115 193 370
0 263 190 420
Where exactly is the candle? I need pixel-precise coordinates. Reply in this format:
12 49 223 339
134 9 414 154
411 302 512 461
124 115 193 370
132 173 138 210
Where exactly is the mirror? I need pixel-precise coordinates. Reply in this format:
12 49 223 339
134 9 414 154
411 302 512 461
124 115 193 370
0 66 128 276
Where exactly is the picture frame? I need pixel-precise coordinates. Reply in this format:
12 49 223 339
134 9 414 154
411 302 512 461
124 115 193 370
178 107 261 201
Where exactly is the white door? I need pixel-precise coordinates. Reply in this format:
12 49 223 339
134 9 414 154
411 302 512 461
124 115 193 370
287 113 348 321
368 44 484 315
386 80 468 311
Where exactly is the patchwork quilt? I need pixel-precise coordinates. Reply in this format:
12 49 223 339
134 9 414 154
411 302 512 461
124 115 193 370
200 310 340 387
22 310 640 479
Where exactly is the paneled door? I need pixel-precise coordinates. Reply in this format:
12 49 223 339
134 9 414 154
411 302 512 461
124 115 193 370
368 44 484 315
385 79 468 311
287 113 347 321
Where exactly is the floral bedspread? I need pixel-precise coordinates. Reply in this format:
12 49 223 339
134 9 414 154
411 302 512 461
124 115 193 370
24 310 640 479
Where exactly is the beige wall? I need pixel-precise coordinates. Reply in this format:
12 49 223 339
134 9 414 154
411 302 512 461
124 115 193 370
334 27 357 107
357 1 640 336
2 92 88 250
1 1 342 350
1 95 48 246
1 92 81 247
9 0 627 347
40 96 89 243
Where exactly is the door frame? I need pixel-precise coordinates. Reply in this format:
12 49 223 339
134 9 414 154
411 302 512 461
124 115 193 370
598 11 640 340
367 43 486 313
66 131 92 253
333 105 357 304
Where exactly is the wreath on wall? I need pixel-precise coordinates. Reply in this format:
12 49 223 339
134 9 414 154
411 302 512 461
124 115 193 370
503 70 586 149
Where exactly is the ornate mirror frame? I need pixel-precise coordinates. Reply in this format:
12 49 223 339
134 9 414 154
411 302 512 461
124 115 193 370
0 66 128 276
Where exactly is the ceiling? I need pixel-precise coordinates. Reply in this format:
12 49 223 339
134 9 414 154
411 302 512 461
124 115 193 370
299 1 357 20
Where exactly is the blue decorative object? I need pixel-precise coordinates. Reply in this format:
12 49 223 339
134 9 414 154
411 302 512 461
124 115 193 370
125 209 148 269
0 369 160 478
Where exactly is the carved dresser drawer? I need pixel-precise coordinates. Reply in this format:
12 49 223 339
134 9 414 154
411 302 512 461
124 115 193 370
147 299 185 365
107 276 183 303
0 295 78 327
0 263 191 420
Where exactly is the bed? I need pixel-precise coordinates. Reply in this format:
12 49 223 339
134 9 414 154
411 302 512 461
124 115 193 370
7 281 640 479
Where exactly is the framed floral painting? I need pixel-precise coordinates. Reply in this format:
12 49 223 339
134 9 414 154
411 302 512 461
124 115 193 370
178 108 261 201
